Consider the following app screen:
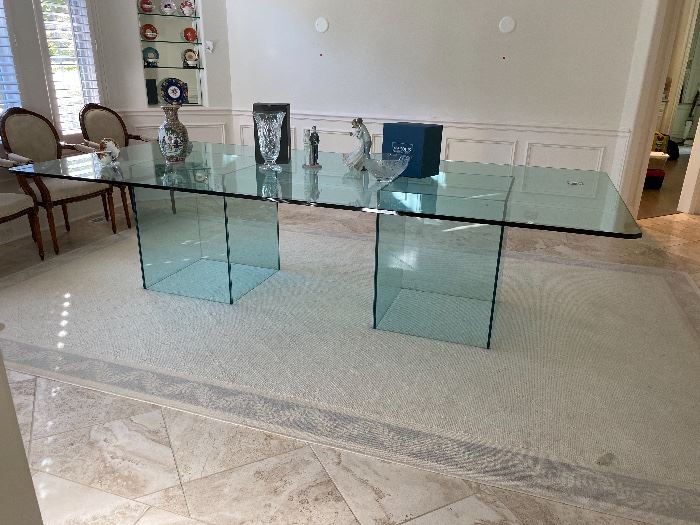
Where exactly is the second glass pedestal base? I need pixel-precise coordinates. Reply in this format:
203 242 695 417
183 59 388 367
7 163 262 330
373 214 505 348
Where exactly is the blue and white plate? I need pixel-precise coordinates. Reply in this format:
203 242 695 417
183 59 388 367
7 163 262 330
160 77 189 105
160 0 177 14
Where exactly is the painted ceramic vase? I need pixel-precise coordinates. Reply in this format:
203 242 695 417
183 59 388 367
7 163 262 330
158 105 189 163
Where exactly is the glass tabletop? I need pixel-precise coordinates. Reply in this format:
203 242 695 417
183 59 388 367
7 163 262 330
10 141 641 238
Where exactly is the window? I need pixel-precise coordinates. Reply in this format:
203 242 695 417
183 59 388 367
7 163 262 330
0 0 21 112
39 0 99 133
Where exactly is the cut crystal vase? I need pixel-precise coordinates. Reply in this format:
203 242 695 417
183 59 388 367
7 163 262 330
254 111 285 172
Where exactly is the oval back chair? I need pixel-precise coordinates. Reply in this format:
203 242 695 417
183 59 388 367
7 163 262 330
0 107 116 254
80 103 149 228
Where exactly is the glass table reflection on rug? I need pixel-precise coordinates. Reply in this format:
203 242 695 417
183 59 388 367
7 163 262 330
11 142 641 349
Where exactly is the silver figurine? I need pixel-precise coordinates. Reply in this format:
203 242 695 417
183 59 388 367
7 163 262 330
303 126 322 169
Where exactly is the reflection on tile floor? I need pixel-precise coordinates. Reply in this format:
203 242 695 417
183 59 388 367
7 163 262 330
4 208 697 524
7 371 646 524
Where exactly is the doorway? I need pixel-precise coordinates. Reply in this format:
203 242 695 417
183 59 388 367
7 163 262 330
638 0 700 219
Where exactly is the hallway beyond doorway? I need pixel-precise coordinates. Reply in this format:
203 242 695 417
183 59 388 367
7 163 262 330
638 152 690 218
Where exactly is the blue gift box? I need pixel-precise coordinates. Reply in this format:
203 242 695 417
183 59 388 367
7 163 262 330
382 122 443 178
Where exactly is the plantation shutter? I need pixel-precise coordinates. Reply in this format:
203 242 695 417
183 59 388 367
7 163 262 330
40 0 99 133
0 0 21 113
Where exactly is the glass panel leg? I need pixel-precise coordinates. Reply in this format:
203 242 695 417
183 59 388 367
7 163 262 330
373 214 505 348
224 197 279 301
130 187 232 303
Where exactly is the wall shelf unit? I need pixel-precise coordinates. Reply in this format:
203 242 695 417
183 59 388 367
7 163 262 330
138 3 203 107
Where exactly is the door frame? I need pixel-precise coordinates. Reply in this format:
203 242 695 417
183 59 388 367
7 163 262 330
660 0 700 135
622 0 700 216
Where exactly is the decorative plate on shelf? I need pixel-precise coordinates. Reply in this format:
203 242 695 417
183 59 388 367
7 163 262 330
180 0 195 16
143 47 159 60
160 0 177 15
140 0 155 13
183 27 197 42
140 24 158 40
183 48 198 67
160 77 189 105
142 46 159 66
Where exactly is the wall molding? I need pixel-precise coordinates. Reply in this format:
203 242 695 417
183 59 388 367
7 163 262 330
239 124 297 148
118 107 235 118
117 106 631 137
116 107 631 142
371 134 383 154
525 142 606 171
113 107 631 190
230 108 631 138
445 138 517 165
134 123 227 143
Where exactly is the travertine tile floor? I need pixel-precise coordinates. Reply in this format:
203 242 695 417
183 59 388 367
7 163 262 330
7 370 645 525
3 206 700 525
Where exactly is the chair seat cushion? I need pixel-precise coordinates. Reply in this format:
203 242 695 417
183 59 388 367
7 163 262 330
36 178 110 202
0 193 34 219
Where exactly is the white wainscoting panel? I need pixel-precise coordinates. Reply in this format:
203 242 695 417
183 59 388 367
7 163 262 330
239 125 255 147
113 109 631 190
232 110 629 188
116 108 635 192
525 142 605 171
445 138 517 164
311 129 356 153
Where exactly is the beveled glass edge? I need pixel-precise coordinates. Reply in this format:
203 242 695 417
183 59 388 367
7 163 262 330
10 148 642 239
10 167 643 238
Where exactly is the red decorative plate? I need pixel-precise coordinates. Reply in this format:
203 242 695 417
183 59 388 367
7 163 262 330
183 27 197 42
140 0 155 13
141 24 158 41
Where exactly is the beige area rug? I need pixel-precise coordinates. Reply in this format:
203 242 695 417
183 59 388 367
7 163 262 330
1 222 699 524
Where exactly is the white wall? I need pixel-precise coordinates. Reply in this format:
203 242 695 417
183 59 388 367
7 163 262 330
224 0 646 193
228 0 641 130
85 1 668 195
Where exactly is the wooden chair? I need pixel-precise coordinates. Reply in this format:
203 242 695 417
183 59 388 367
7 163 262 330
0 107 116 255
79 103 150 228
0 159 44 260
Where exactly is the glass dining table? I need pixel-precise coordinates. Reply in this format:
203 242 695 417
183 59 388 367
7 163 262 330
11 142 641 348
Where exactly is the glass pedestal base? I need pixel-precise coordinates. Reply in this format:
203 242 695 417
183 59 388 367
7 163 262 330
131 188 504 347
373 214 505 348
130 187 279 304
